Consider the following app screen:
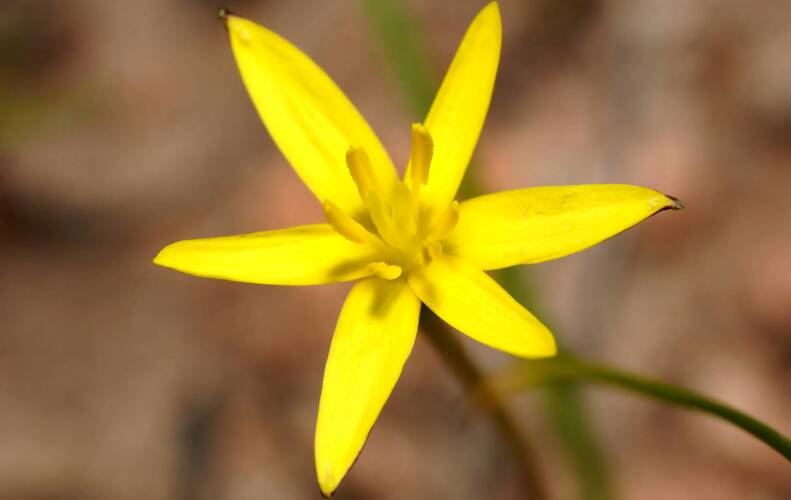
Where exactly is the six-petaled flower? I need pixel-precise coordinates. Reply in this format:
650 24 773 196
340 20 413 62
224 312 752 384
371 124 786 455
154 2 682 495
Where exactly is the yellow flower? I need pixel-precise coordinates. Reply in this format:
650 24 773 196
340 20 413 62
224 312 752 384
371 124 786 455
154 2 682 495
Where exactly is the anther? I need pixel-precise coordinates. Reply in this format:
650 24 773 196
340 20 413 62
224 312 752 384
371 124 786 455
346 147 381 200
322 200 374 244
428 201 460 240
368 262 402 280
408 123 433 190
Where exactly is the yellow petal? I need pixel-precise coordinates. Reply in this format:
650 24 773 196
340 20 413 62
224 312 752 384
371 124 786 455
413 2 501 218
153 224 379 285
407 255 556 358
315 278 420 496
226 15 398 215
445 185 683 270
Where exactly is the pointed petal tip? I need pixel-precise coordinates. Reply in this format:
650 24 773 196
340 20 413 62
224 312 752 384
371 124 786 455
152 241 187 270
482 1 502 22
541 335 558 358
316 464 339 498
152 247 169 267
217 7 232 25
152 245 180 270
666 194 685 210
498 317 556 359
521 328 558 359
473 2 501 33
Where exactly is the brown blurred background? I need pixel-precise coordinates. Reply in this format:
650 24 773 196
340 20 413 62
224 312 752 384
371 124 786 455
1 0 790 499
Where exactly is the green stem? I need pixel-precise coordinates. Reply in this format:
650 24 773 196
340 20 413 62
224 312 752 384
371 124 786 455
494 270 613 500
541 382 612 500
421 309 547 500
500 356 791 462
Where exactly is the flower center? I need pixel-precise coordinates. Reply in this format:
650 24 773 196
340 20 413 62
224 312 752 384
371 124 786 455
323 124 459 279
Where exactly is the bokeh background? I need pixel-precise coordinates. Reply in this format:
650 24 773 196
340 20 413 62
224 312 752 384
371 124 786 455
2 0 790 499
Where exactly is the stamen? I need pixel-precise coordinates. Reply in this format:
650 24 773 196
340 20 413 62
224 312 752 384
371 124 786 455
346 147 381 200
368 262 402 280
428 201 460 240
365 192 400 247
408 123 433 190
322 200 375 244
392 182 418 235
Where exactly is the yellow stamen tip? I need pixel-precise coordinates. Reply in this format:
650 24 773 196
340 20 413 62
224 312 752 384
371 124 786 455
429 200 461 240
409 123 433 188
323 200 372 244
346 146 380 200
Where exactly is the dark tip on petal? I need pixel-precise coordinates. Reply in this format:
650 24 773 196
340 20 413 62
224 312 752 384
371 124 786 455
666 194 685 210
217 7 232 25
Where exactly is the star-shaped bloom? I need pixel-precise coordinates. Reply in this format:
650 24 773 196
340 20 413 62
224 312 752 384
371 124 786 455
154 2 682 495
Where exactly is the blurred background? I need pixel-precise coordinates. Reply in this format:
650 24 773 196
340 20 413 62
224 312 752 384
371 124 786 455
1 0 790 498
